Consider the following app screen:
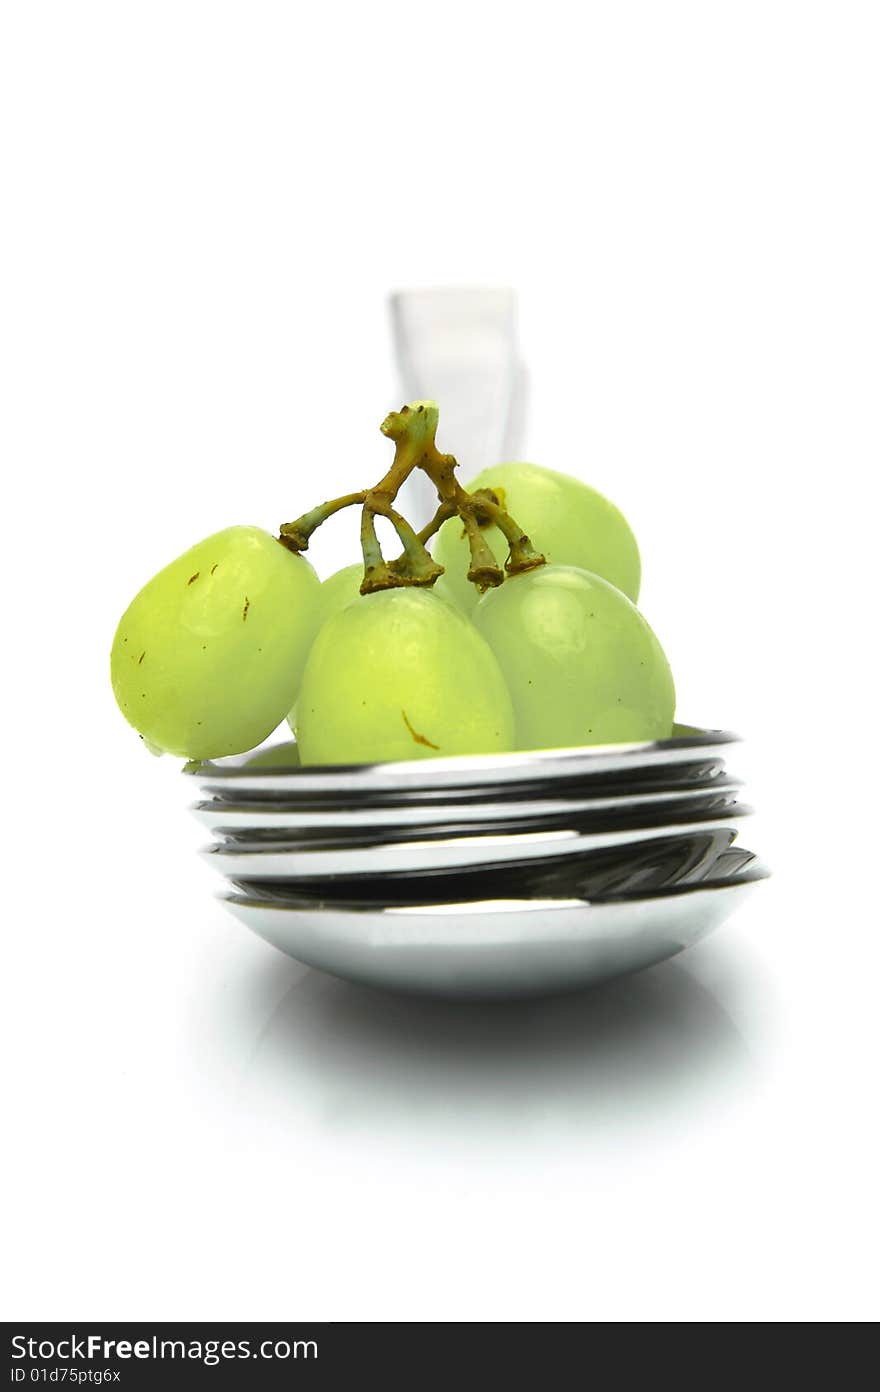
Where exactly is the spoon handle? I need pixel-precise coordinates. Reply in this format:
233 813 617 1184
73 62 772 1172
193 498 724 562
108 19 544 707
390 287 526 519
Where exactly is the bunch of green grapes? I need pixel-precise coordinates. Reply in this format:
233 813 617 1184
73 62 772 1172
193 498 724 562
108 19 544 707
109 409 675 765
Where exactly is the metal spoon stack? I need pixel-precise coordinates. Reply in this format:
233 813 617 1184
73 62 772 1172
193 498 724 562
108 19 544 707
186 726 767 998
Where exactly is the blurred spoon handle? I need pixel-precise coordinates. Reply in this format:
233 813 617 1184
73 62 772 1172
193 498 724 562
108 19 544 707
390 288 526 494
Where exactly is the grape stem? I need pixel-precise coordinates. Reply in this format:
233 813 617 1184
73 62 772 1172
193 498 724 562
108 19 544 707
278 401 546 595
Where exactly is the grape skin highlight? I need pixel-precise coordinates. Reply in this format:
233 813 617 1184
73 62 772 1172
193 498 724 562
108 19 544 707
295 588 515 765
433 462 641 612
111 526 320 759
471 564 675 750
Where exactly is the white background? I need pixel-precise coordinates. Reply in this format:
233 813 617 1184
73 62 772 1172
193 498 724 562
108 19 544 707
2 1 878 1322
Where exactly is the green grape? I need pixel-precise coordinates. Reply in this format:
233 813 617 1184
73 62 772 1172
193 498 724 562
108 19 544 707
471 565 675 750
315 563 364 625
287 564 465 737
433 462 641 612
111 526 320 759
296 588 514 764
